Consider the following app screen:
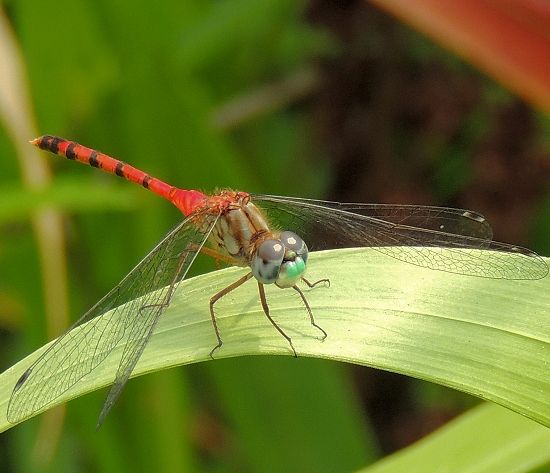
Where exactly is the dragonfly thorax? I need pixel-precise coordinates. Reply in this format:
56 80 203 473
211 200 271 265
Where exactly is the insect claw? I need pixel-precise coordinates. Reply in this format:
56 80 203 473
289 339 297 358
301 277 330 289
209 343 222 360
314 324 328 341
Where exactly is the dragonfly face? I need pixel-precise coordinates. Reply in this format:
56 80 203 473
252 231 309 287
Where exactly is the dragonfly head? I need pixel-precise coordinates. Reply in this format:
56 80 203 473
251 231 308 288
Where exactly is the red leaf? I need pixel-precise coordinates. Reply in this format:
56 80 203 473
370 0 550 112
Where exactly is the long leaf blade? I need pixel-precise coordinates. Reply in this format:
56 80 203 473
1 247 549 431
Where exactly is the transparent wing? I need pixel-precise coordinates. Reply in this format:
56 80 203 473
254 195 493 240
8 211 219 425
253 195 548 280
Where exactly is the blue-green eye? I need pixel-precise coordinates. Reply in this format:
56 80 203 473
252 239 284 284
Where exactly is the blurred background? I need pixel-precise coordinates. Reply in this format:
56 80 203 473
1 0 550 472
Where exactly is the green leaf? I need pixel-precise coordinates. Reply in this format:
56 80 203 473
359 402 550 473
1 247 549 431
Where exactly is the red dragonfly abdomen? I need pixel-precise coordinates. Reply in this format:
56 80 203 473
32 135 206 216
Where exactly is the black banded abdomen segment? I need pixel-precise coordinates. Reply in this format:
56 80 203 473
89 151 100 168
115 161 125 177
33 135 63 154
65 141 77 160
32 135 131 176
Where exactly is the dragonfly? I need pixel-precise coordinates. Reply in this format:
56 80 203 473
7 135 548 427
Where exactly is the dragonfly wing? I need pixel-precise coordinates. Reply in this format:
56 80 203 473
95 213 218 427
254 196 548 280
8 211 219 424
253 194 492 240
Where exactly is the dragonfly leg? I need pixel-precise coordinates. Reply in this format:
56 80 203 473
301 276 330 288
257 283 297 358
293 285 327 341
209 272 254 359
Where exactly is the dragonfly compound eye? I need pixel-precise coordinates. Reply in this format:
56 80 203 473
280 230 308 263
252 239 285 284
